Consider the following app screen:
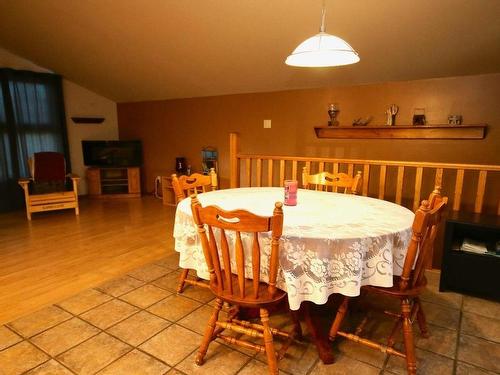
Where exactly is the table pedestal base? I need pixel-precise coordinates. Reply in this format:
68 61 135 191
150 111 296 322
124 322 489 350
302 301 335 364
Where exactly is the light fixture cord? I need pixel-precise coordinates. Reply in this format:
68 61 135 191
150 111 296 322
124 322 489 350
320 0 326 32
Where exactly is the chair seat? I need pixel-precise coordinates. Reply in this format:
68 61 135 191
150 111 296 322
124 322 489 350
30 191 76 203
211 274 287 308
363 276 427 297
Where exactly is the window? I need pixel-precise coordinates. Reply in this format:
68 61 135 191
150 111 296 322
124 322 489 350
0 69 69 211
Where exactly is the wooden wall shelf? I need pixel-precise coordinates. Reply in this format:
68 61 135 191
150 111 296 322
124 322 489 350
314 124 487 140
71 117 105 124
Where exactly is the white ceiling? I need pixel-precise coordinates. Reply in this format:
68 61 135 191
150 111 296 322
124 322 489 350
0 0 499 102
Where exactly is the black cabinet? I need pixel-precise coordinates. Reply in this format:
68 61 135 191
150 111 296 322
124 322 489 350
439 211 500 301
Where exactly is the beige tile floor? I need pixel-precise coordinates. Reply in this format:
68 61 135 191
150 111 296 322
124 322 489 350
1 253 499 375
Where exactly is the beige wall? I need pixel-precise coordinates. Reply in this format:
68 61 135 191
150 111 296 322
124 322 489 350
118 73 500 194
0 47 119 194
63 81 118 194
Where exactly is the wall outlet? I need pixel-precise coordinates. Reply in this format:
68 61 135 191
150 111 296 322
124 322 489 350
263 119 271 128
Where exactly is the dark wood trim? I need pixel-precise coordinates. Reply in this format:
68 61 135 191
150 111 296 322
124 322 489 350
314 124 487 140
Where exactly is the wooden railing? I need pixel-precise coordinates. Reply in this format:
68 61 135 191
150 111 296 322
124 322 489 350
229 133 500 215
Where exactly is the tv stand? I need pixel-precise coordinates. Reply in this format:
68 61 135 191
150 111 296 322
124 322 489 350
86 167 141 198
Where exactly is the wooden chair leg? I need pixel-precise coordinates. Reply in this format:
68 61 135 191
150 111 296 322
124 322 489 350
329 296 350 341
415 298 429 338
401 299 417 375
260 308 278 375
177 268 190 293
196 298 223 366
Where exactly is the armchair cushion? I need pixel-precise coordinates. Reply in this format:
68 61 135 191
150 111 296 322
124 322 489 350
33 152 66 183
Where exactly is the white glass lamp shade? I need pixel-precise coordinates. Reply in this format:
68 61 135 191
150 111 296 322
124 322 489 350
286 32 360 67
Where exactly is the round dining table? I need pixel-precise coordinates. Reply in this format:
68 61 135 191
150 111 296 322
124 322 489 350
174 187 414 307
173 187 415 363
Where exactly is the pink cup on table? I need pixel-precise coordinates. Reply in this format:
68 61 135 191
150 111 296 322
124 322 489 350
284 180 298 206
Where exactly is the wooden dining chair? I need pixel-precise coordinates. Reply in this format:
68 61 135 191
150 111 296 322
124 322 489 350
172 168 218 293
328 187 448 375
302 166 362 194
190 196 302 375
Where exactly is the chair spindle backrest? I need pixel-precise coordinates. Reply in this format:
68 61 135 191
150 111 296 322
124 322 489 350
399 187 448 291
191 195 283 301
171 168 217 204
302 167 362 194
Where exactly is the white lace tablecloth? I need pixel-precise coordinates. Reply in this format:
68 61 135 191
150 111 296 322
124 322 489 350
173 187 414 310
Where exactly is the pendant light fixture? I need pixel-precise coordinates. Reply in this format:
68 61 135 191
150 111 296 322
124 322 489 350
285 1 360 68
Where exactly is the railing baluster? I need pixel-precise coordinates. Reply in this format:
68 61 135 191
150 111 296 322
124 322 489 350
435 168 443 188
245 158 252 187
474 170 487 214
378 165 387 200
413 167 423 211
256 158 262 187
453 169 465 211
362 164 370 196
267 159 273 187
279 160 285 186
333 163 340 192
292 160 298 181
348 163 354 178
396 166 405 205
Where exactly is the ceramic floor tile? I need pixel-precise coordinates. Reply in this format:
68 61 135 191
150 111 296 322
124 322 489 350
56 332 132 375
310 355 380 375
455 361 498 375
334 337 387 368
119 284 171 308
0 325 22 350
97 349 170 374
107 310 170 346
25 359 74 374
414 323 457 358
80 299 139 329
127 263 172 282
155 253 181 270
178 304 227 335
385 348 454 375
152 270 183 292
31 317 100 356
97 275 145 297
139 324 201 366
57 288 112 315
7 305 72 338
0 341 49 375
238 358 290 375
166 370 186 375
147 294 202 322
463 296 500 320
461 311 500 343
255 337 318 375
420 285 462 310
457 334 500 373
178 284 215 303
425 269 441 288
177 340 251 375
420 300 460 330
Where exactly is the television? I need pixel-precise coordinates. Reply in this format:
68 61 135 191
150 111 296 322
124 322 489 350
82 140 142 167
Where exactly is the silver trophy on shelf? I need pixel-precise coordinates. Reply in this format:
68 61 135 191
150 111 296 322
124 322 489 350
328 103 339 126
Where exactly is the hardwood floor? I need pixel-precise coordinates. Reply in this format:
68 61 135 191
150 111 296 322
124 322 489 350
0 196 176 325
